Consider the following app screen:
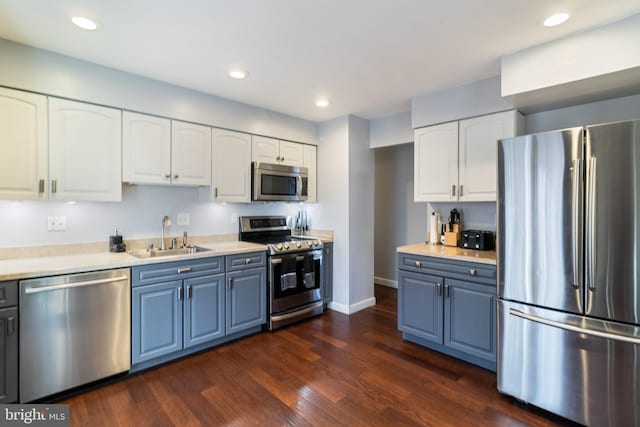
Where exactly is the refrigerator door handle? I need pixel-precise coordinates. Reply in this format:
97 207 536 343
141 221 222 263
586 156 597 291
509 308 640 345
570 159 581 289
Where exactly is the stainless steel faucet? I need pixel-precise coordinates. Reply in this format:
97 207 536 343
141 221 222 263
161 215 172 250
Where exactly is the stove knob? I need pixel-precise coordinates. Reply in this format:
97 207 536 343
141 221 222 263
307 241 313 248
313 240 319 246
275 244 283 251
283 243 290 250
296 242 302 248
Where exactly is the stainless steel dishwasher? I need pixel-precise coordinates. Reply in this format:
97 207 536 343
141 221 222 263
19 268 131 402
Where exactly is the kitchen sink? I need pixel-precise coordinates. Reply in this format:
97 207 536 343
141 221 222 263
129 246 212 259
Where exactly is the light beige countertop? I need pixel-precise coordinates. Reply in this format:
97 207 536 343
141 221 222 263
0 241 267 281
397 243 496 265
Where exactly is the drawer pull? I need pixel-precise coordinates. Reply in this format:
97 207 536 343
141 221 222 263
245 258 252 264
178 267 192 274
469 269 477 276
7 317 15 336
415 261 422 268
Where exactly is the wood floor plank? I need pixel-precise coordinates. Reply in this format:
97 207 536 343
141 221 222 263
59 285 573 427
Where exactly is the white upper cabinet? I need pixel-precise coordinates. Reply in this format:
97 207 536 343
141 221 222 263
201 129 252 203
458 110 516 202
252 136 304 167
303 144 317 203
171 121 212 186
0 87 48 200
278 141 304 167
414 121 458 202
48 98 122 202
122 112 171 185
414 110 521 203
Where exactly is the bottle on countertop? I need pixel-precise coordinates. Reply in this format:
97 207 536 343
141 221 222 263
429 212 438 244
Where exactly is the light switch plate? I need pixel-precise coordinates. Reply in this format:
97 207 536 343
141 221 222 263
177 212 189 226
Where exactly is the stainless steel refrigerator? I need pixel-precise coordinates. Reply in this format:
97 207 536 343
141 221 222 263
497 120 640 427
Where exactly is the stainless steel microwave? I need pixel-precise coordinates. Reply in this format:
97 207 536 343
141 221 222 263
252 162 308 202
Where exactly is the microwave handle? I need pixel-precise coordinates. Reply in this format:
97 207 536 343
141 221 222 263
297 175 302 197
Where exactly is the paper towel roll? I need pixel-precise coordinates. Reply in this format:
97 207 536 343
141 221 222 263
429 212 438 244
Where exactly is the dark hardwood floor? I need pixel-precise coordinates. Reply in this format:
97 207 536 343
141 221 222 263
61 286 572 426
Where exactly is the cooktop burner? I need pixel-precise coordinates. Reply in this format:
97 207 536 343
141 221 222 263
238 216 323 255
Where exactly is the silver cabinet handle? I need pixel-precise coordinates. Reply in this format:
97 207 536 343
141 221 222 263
510 308 640 345
571 158 582 289
174 174 179 179
165 172 171 178
38 179 45 193
276 156 281 162
229 278 233 289
415 261 421 268
214 187 218 198
469 269 477 276
459 185 463 197
178 287 184 300
187 285 192 299
444 284 450 298
281 157 285 162
7 316 15 336
51 179 57 193
586 156 597 291
437 283 442 296
23 275 129 294
177 267 192 274
245 258 252 264
451 185 456 197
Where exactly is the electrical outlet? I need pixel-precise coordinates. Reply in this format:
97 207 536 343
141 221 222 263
177 212 190 226
47 216 56 231
55 216 67 231
231 212 237 224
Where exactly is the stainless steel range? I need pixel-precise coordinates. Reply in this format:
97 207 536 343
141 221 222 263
239 216 324 330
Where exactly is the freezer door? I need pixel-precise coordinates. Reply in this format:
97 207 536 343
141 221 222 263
498 128 583 314
498 299 640 427
586 120 640 324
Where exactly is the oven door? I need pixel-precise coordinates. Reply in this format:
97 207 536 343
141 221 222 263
252 162 308 202
270 250 322 314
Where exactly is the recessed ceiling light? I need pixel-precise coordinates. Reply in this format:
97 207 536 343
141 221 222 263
543 12 569 27
315 99 330 108
71 16 97 30
229 70 248 79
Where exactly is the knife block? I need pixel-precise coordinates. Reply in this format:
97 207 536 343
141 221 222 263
444 232 460 247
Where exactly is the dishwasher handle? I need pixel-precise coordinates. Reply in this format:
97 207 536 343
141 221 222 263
23 275 129 294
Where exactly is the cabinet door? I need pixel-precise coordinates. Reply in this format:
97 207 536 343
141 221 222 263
171 121 212 186
414 121 458 202
184 274 225 348
279 141 304 166
303 145 317 202
132 281 183 365
0 88 48 200
459 110 515 202
211 129 251 202
444 278 496 362
0 307 18 403
398 270 443 344
252 135 279 163
226 268 266 335
322 243 333 305
48 98 122 201
122 112 171 185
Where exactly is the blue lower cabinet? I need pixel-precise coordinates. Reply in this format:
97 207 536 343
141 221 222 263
184 274 225 348
132 280 183 365
397 253 497 371
444 279 496 362
226 268 266 335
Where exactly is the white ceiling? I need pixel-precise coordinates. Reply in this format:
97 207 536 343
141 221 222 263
1 1 640 122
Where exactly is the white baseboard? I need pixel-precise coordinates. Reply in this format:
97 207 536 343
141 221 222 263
374 276 398 288
328 296 377 315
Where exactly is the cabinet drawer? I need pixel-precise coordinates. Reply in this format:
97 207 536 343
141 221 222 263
132 256 224 287
226 251 266 272
398 253 496 286
0 281 18 308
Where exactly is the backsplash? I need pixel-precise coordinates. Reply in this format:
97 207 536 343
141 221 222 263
428 202 497 232
0 185 318 248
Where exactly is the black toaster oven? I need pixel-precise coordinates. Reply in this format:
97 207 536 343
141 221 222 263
459 230 495 251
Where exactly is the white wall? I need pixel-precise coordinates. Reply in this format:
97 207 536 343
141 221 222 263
369 111 412 148
0 185 310 247
348 116 374 306
411 76 512 129
0 38 317 143
313 117 350 308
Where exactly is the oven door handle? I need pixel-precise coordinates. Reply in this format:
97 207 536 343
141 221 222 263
271 301 323 323
271 258 282 264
